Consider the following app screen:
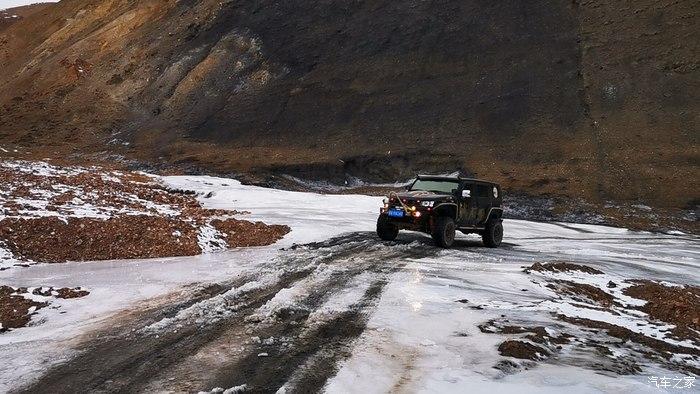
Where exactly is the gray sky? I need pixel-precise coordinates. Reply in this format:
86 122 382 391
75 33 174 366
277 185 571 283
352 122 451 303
1 0 58 11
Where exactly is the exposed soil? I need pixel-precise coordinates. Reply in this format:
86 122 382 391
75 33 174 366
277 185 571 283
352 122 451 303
0 4 50 33
623 280 700 342
497 340 550 361
557 315 700 376
0 286 47 332
211 219 289 248
547 280 615 308
31 286 90 299
0 160 290 264
524 262 604 275
479 319 572 346
481 318 645 375
484 262 700 375
0 285 88 332
0 216 200 263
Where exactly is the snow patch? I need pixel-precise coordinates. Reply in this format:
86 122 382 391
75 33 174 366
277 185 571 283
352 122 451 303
198 384 248 394
197 224 228 253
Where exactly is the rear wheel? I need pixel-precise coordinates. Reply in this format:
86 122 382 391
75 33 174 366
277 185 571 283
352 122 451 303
432 216 456 248
482 219 503 248
377 215 399 241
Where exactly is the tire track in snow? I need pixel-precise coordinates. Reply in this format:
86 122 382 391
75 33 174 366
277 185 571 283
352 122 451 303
15 233 437 394
15 268 315 394
201 234 439 392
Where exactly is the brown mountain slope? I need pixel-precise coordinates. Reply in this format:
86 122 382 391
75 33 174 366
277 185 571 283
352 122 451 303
0 0 697 209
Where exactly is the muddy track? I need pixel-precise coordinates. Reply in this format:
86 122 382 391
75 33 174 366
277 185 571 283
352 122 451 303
16 233 438 394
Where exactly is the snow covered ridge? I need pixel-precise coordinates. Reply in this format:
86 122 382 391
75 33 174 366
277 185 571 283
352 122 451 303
0 160 289 269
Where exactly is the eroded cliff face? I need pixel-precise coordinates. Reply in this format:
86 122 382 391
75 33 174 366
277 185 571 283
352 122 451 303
0 0 697 208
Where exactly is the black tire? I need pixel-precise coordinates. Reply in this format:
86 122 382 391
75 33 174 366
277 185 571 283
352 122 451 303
432 216 456 248
376 215 399 241
482 219 503 248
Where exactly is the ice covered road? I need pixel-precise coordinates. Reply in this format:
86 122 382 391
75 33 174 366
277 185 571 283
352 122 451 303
2 176 698 393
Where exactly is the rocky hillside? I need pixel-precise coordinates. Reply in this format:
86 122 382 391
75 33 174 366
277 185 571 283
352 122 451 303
0 0 697 209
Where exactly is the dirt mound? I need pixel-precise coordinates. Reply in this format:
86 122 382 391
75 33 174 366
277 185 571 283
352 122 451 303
0 216 201 262
524 262 604 275
212 219 289 248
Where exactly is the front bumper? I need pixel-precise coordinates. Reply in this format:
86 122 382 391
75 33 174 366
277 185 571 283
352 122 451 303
380 206 432 232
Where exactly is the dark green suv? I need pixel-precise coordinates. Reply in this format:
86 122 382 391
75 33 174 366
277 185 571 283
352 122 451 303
377 175 503 248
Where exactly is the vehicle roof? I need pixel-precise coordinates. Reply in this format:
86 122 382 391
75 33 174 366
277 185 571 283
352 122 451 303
416 174 500 186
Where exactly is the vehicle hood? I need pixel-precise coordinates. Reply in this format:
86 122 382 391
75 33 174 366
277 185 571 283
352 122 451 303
394 190 454 201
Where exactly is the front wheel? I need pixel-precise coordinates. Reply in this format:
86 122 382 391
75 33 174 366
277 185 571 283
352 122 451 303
377 215 399 241
482 220 503 248
432 216 456 248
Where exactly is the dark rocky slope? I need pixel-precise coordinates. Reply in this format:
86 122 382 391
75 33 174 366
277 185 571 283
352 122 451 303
0 0 697 210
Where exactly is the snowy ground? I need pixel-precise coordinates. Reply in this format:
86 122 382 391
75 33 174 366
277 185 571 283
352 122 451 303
1 175 698 393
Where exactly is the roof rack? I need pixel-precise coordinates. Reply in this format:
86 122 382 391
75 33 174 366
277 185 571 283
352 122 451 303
416 174 497 185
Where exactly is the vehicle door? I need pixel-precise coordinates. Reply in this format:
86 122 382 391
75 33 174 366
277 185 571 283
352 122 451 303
457 182 477 226
473 184 491 224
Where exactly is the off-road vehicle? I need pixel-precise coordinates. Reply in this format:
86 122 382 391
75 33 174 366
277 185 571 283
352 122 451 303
376 175 503 248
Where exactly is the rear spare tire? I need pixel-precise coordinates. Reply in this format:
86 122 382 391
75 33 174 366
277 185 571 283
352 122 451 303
377 215 399 241
432 216 456 248
482 220 503 248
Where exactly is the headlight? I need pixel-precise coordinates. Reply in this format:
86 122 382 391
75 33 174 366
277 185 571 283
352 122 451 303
420 201 434 207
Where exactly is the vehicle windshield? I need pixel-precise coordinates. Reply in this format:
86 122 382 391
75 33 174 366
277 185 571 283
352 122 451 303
409 179 459 194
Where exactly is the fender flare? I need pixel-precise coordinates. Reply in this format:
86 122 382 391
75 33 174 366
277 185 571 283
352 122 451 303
433 203 458 219
486 207 503 222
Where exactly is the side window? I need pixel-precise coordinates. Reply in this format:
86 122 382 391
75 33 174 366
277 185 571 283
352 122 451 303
475 185 489 198
474 184 491 206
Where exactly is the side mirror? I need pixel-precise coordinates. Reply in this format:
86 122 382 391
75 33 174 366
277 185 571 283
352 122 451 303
461 190 471 198
405 185 411 191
